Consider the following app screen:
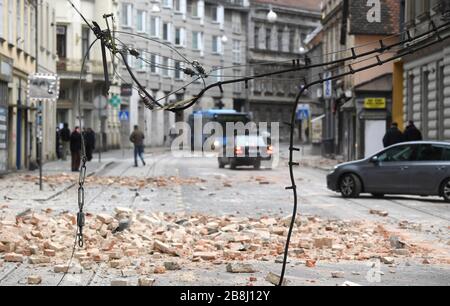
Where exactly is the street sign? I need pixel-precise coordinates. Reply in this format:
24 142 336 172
119 111 130 121
296 104 310 121
364 97 386 109
323 72 332 99
109 95 121 108
27 73 60 103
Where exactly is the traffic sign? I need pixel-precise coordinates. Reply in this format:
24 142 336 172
94 95 108 109
119 111 130 121
109 95 121 108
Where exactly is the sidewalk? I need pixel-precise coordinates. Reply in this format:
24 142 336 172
279 143 343 171
0 147 169 202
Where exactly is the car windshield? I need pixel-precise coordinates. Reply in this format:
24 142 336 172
235 136 267 147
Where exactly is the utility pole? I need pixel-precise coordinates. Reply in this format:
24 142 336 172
37 101 43 191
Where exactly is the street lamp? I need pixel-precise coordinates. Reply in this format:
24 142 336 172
221 35 228 44
152 4 161 13
267 7 278 23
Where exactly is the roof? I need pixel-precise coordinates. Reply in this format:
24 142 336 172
252 0 321 12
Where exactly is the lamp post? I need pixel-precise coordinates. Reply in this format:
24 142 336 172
267 6 278 23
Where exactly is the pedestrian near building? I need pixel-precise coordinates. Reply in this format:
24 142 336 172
130 125 146 167
60 123 71 161
403 121 423 142
70 127 82 172
56 128 61 160
383 122 404 148
85 128 96 162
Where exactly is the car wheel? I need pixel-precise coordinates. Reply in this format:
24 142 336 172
441 178 450 202
219 162 225 169
372 193 385 198
339 174 362 198
230 161 237 170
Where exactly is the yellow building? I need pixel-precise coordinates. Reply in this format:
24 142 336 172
0 0 57 172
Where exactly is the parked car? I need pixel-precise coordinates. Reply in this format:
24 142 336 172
218 135 273 170
327 142 450 202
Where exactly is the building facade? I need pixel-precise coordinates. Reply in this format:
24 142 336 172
321 0 400 160
117 0 249 147
0 0 58 173
247 0 321 141
55 0 121 151
399 0 450 142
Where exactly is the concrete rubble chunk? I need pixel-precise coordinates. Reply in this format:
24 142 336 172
381 257 395 265
193 252 218 261
4 253 24 263
164 261 182 271
27 275 42 285
314 237 333 249
138 277 156 286
54 265 70 273
97 214 114 225
226 263 257 274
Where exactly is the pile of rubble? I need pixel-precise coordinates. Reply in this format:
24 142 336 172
0 208 437 283
20 175 207 188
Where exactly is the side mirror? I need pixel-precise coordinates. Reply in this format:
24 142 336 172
370 156 380 164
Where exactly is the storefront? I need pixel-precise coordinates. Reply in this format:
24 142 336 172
0 56 13 173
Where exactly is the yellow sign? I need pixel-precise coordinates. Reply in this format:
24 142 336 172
364 98 386 109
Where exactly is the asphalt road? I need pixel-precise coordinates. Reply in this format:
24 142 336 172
1 149 449 286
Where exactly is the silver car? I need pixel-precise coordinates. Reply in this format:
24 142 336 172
327 142 450 202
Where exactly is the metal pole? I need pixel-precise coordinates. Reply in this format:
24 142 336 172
98 108 102 163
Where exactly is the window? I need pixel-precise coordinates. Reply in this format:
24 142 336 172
233 70 242 93
163 0 173 8
174 0 181 11
421 69 429 138
56 25 67 58
232 40 241 64
137 50 146 71
122 3 133 27
175 28 185 46
137 10 147 32
162 57 170 77
150 54 159 74
265 28 272 50
289 28 296 53
212 6 219 22
8 0 13 42
192 31 203 51
16 0 22 47
407 74 415 121
278 29 284 52
377 145 417 162
191 1 199 17
254 26 259 49
232 13 242 34
211 67 222 83
127 53 135 69
212 36 222 54
81 27 90 59
163 22 172 41
150 17 161 37
416 144 444 161
442 148 450 161
437 63 444 140
174 61 183 80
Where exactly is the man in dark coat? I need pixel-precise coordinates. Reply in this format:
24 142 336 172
56 128 61 160
403 121 423 142
70 127 82 172
383 122 404 148
130 125 146 167
84 128 96 162
60 123 71 161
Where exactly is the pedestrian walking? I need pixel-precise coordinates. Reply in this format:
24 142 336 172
56 128 61 160
85 128 96 162
60 123 71 161
70 127 82 172
130 125 146 167
403 120 423 142
383 122 404 148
